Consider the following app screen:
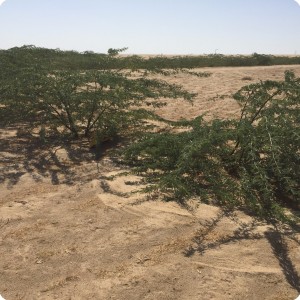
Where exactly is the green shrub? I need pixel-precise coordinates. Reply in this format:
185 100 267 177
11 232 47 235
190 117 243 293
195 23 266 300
1 46 300 72
122 71 300 223
0 68 195 140
0 46 198 145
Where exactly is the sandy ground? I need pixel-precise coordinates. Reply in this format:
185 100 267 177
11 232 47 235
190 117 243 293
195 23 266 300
1 65 300 300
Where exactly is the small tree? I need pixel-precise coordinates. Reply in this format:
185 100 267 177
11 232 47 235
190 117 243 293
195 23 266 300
0 48 195 142
107 47 128 56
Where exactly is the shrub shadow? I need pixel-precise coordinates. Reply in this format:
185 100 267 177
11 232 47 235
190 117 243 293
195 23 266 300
265 229 300 293
0 125 102 187
183 211 263 257
184 211 300 294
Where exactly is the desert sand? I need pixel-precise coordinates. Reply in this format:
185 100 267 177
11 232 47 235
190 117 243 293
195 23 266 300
1 65 300 300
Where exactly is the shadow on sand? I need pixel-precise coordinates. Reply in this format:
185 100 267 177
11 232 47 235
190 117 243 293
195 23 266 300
184 210 300 294
0 125 120 188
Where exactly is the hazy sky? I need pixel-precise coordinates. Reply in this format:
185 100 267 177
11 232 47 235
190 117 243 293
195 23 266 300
0 0 300 54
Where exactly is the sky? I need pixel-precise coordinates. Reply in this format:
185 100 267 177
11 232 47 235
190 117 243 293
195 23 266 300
0 0 300 55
